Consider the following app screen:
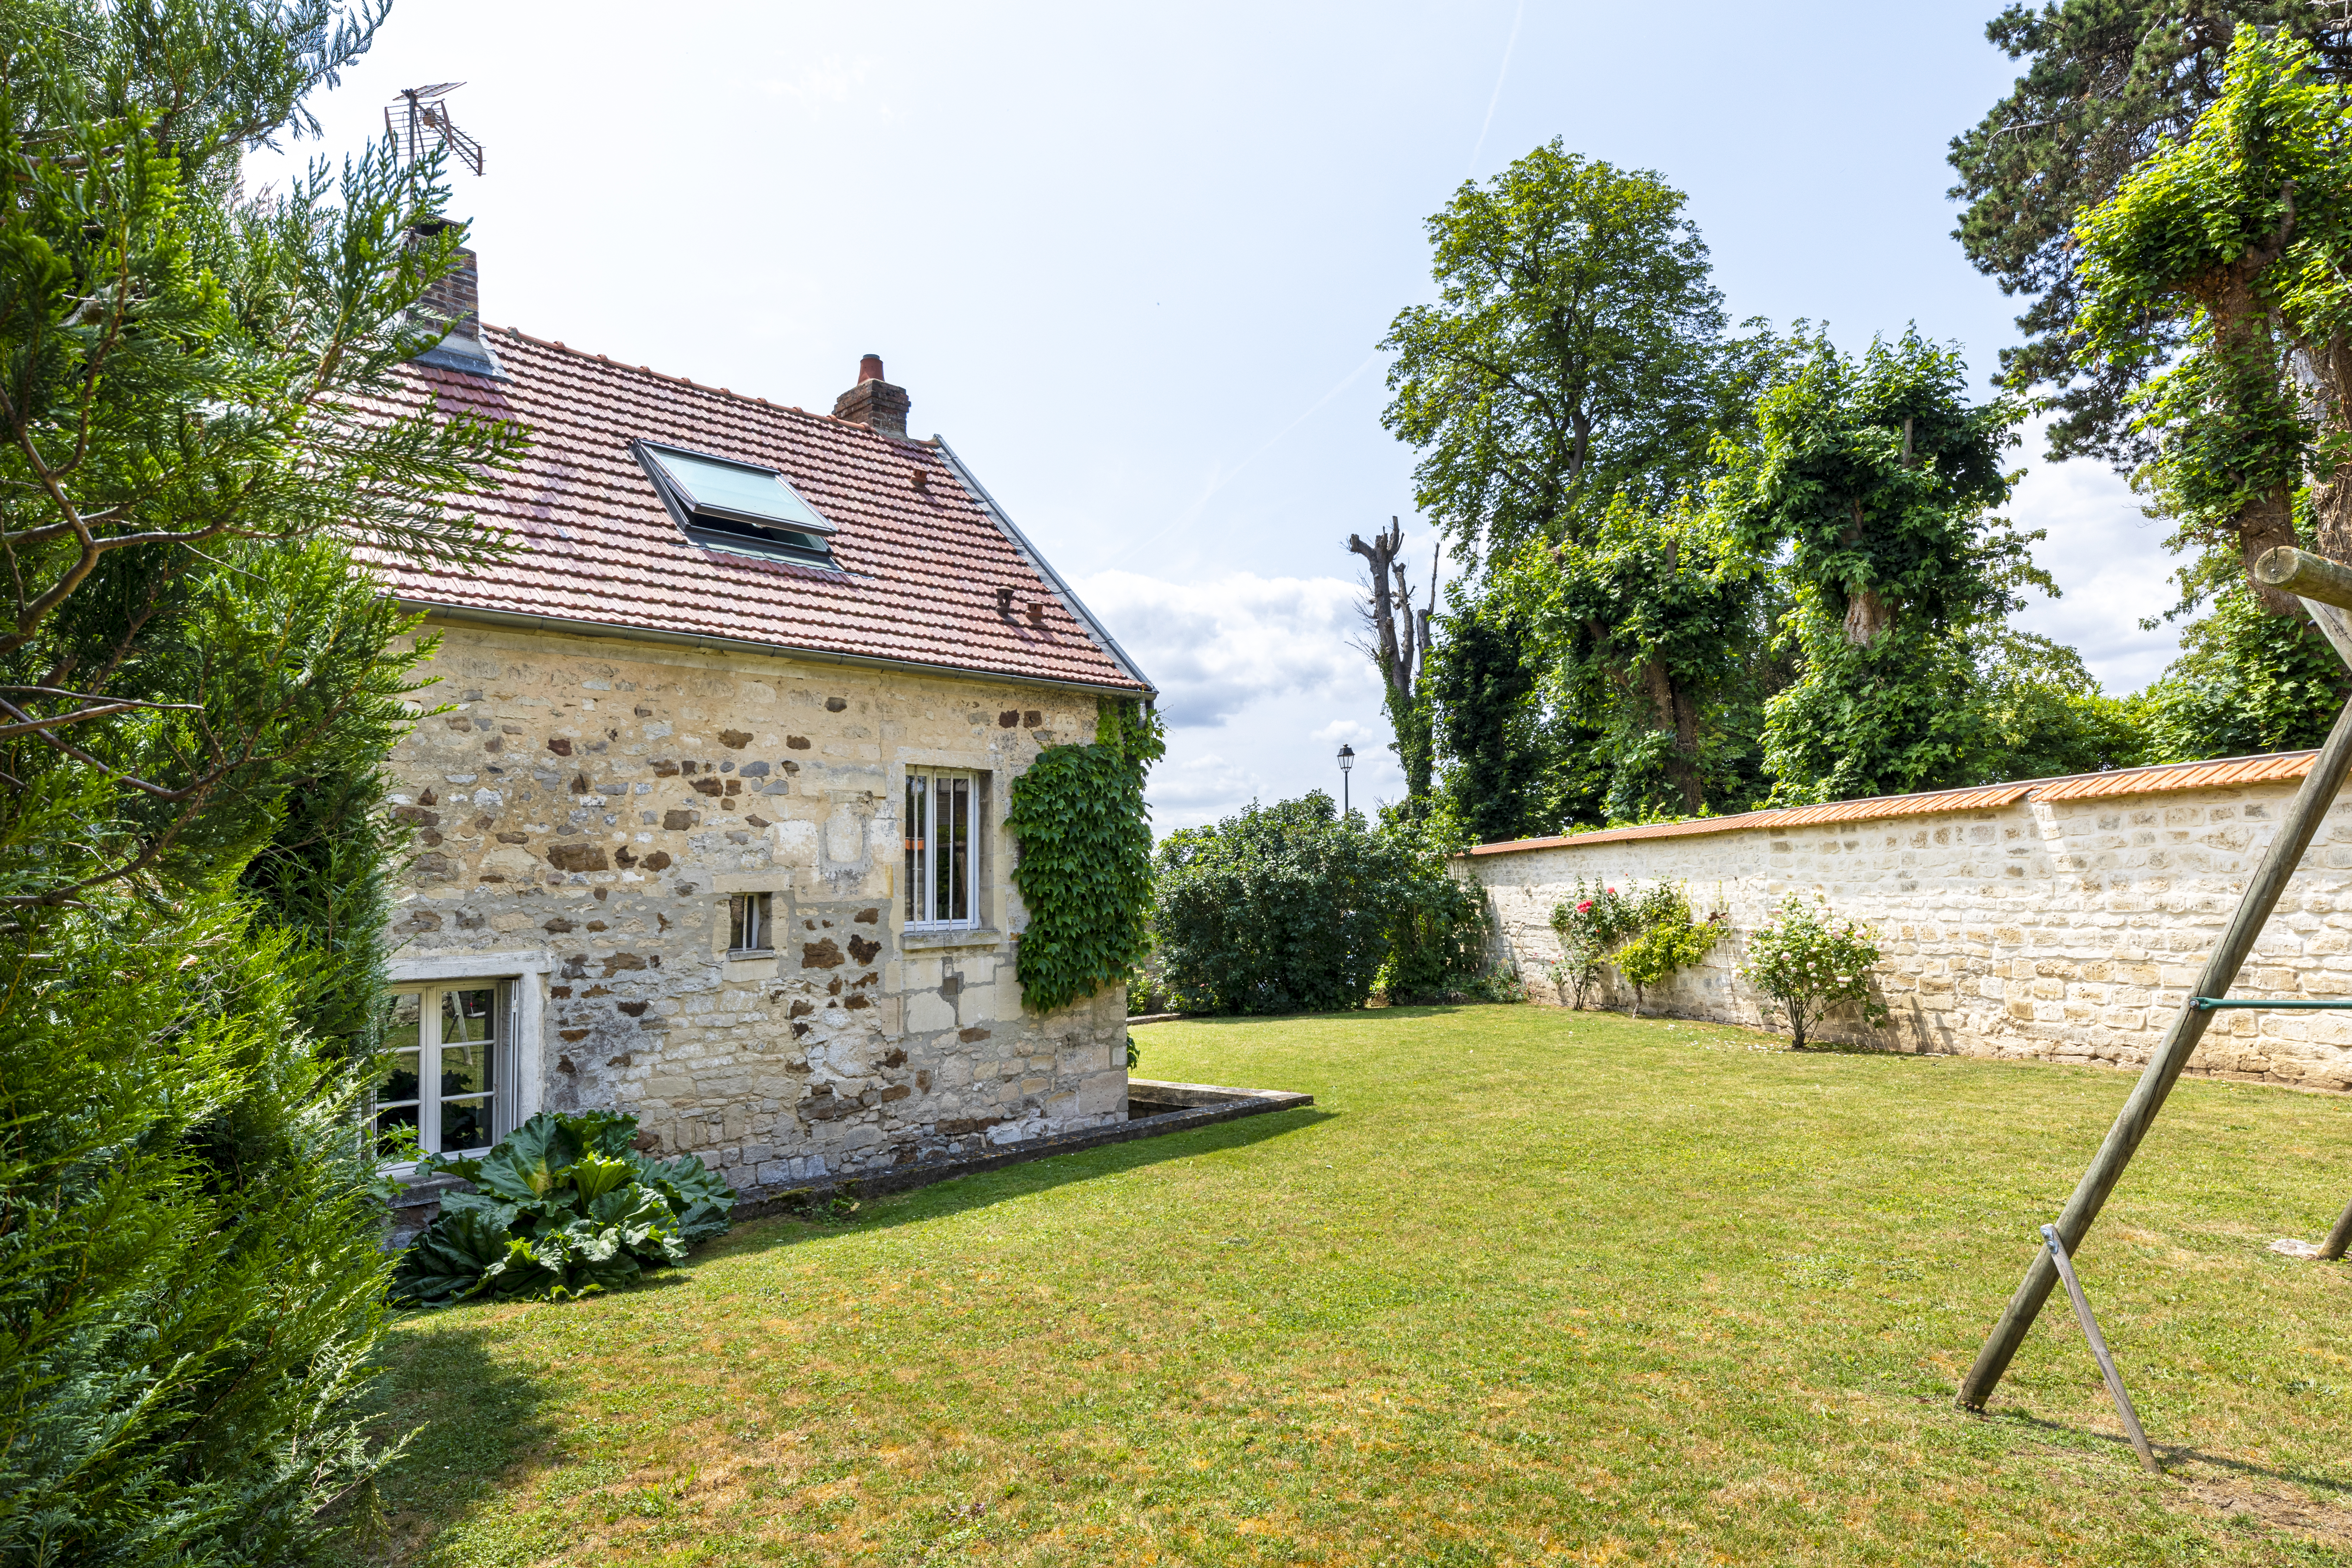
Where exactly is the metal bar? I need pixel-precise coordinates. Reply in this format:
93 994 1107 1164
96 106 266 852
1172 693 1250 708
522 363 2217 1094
1957 687 2352 1410
2040 1225 2159 1471
2255 546 2352 612
2192 997 2352 1010
2320 1197 2352 1262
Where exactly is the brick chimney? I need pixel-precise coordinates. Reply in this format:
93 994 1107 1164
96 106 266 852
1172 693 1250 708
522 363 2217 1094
407 218 504 379
832 353 910 438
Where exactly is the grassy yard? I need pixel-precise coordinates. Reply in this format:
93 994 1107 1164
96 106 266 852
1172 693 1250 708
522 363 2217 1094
350 1006 2352 1566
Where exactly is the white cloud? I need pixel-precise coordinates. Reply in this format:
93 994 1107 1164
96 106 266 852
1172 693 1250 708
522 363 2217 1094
2004 438 2184 694
1076 569 1402 830
1075 569 1378 729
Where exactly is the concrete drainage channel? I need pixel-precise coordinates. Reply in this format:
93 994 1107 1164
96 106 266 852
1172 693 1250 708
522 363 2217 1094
732 1077 1316 1220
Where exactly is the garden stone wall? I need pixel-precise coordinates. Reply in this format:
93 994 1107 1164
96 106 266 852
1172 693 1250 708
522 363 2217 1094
1465 778 2352 1090
382 616 1129 1201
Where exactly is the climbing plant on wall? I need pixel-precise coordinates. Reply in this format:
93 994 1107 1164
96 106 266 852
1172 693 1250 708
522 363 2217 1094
1006 699 1165 1013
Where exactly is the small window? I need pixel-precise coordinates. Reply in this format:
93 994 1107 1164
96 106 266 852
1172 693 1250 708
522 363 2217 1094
905 770 978 928
632 440 838 567
731 892 773 952
373 981 512 1162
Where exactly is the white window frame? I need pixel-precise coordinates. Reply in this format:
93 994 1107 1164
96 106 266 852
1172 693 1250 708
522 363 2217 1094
730 891 774 953
904 768 981 929
373 978 518 1167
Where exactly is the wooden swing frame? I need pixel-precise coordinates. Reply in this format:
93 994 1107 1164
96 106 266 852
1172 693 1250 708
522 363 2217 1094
1958 546 2352 1413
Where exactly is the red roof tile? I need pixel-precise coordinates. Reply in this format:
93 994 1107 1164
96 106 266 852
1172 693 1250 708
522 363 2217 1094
375 329 1152 696
1465 748 2327 857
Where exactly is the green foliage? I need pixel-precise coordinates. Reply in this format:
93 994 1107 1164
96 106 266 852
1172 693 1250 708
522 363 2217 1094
1612 887 1723 1018
2067 26 2345 617
1547 880 1642 1009
392 1111 737 1308
1548 881 1717 1014
2137 584 2350 760
1151 795 1500 1015
0 2 525 1559
1371 812 1498 1003
1739 894 1890 1050
1381 139 1778 567
1152 793 1395 1015
0 875 397 1566
1715 330 2039 802
1947 1 2335 468
1426 603 1574 843
1491 494 1776 818
1006 699 1164 1014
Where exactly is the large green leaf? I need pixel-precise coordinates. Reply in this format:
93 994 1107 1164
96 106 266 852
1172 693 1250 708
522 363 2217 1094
570 1150 635 1204
468 1111 585 1205
389 1205 512 1307
572 1109 642 1158
628 1151 739 1243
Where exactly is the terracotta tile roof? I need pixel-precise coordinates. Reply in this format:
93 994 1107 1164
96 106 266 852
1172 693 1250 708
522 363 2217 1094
375 328 1152 696
1465 748 2324 858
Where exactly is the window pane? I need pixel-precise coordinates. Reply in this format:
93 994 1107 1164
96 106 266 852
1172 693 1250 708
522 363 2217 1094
387 991 422 1054
645 445 832 533
943 776 969 923
373 1100 419 1156
440 1096 493 1153
730 894 747 950
440 1041 493 1098
375 1049 420 1107
442 988 495 1045
905 774 928 923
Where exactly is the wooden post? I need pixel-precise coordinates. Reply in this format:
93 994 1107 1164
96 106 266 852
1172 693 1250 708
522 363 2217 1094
2320 1196 2352 1262
2041 1225 2159 1471
1956 643 2352 1410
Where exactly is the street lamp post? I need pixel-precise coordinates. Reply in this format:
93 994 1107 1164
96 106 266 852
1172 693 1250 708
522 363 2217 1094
1337 743 1355 817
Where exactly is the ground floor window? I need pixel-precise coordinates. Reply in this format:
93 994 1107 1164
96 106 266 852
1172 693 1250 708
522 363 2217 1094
374 980 515 1160
905 769 980 927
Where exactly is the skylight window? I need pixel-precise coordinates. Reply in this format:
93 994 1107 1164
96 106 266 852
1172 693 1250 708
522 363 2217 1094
632 441 838 567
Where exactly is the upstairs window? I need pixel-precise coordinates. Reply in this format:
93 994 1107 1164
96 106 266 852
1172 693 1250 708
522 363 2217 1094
633 440 838 567
905 769 978 928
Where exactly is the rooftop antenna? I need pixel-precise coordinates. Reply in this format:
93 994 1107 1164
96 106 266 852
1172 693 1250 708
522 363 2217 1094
386 83 484 176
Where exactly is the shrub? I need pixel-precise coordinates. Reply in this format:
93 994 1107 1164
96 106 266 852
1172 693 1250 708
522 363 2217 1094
392 1111 736 1307
1612 886 1725 1016
1375 813 1499 1002
1549 880 1641 1008
1153 794 1394 1014
1739 894 1890 1050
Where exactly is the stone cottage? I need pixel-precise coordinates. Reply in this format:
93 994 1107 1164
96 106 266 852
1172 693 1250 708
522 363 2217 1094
370 247 1153 1200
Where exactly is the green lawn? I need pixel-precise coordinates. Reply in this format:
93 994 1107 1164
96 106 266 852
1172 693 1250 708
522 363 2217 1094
350 1007 2352 1566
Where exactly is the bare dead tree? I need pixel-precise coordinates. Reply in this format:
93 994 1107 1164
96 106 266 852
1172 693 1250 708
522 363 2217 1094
1346 517 1439 799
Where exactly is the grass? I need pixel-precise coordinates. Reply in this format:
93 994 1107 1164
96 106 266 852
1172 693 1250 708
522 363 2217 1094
347 1005 2352 1566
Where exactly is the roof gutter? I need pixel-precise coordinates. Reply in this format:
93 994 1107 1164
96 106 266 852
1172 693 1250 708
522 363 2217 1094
932 436 1157 698
393 598 1158 702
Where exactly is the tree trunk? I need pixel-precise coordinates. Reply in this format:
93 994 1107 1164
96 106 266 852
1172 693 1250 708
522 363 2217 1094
1641 655 1705 813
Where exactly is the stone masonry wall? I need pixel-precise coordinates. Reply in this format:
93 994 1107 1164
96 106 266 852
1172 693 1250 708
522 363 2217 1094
383 616 1129 1196
1466 780 2352 1090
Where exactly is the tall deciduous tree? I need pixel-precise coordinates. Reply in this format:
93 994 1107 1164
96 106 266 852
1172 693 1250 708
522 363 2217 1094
1487 495 1771 819
1380 141 1768 569
1948 0 2352 469
1718 331 2041 802
2070 25 2352 611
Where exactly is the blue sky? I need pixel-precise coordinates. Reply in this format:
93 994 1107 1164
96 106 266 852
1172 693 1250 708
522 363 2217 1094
254 0 2170 828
